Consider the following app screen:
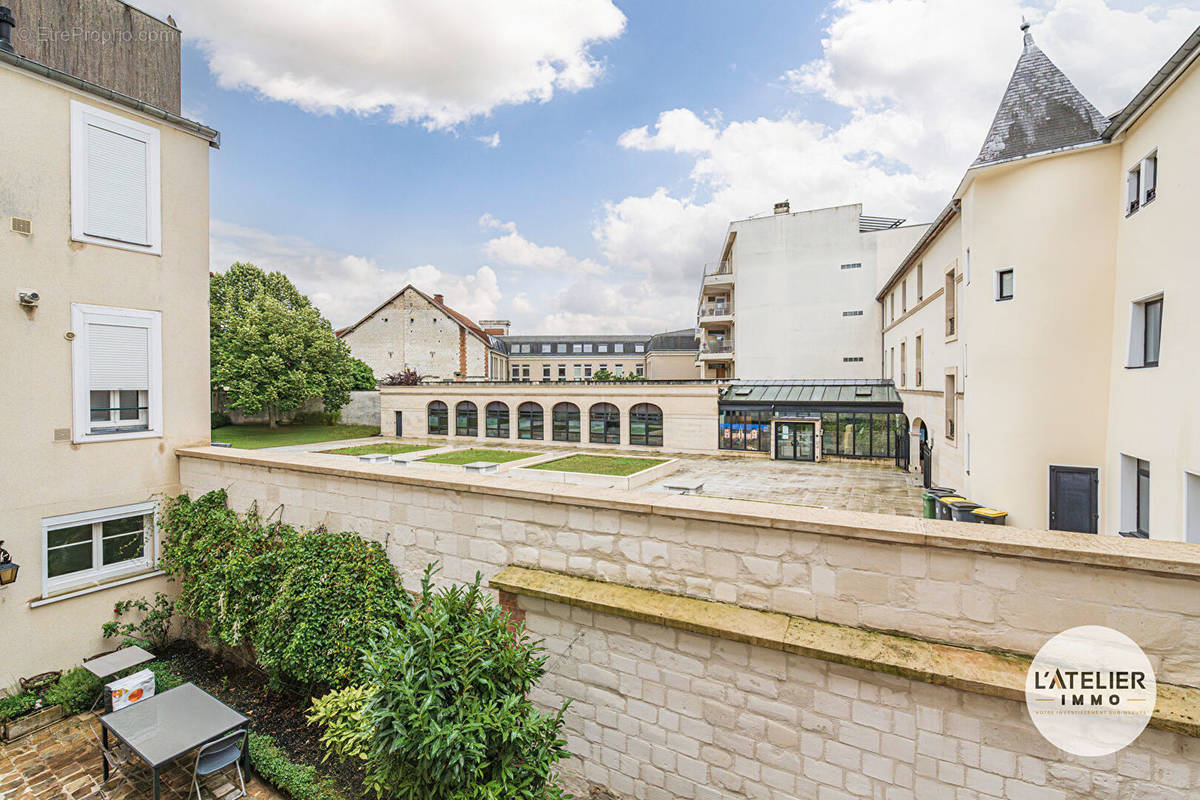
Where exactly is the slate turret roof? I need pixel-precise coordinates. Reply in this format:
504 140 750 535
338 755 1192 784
975 24 1109 166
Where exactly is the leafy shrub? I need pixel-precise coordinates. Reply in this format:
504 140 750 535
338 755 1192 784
308 565 571 800
42 668 103 715
145 660 186 692
348 358 377 391
0 691 36 723
380 368 422 386
248 732 347 800
159 490 403 691
211 411 232 429
101 592 175 653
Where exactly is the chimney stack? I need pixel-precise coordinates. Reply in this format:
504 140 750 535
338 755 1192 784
0 7 15 54
433 293 445 305
479 319 511 336
774 200 790 215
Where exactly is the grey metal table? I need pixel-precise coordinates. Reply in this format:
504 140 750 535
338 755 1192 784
99 682 250 800
83 645 155 679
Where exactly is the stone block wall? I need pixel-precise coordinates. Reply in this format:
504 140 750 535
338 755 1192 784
524 595 1200 800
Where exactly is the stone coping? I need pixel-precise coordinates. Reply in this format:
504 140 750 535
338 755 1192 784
176 446 1200 579
490 567 1200 738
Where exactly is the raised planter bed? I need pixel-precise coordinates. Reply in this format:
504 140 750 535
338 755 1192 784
2 704 65 741
510 455 679 490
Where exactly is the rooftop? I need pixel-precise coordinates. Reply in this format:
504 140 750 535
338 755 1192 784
721 379 902 406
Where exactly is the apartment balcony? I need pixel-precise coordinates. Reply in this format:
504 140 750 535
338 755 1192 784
697 301 734 326
698 339 734 360
701 260 734 289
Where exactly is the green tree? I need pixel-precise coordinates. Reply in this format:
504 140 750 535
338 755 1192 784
348 358 377 391
211 263 354 426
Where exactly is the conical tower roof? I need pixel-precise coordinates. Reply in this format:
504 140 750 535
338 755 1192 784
975 24 1109 166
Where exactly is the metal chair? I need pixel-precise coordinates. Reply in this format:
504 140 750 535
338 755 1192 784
92 727 134 799
190 729 247 800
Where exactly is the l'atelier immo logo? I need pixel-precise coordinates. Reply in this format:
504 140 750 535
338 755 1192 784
1025 626 1156 757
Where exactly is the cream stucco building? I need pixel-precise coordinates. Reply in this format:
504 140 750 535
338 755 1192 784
695 202 928 380
0 1 218 680
498 329 700 382
880 23 1200 541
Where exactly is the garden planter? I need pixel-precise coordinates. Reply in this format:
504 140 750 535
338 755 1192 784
2 704 65 741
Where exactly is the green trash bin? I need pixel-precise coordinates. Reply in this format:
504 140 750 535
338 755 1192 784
949 499 982 522
972 507 1008 525
921 493 937 519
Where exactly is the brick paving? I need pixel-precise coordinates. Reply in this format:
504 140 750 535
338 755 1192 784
0 713 282 800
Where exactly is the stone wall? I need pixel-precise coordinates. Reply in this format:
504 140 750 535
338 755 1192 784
177 448 1200 797
339 390 380 426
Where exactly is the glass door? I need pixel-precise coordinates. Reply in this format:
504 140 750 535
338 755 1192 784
775 421 816 461
775 423 794 460
795 422 815 461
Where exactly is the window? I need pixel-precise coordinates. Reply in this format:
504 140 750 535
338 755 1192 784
635 364 644 377
42 502 155 595
589 403 620 444
889 293 895 323
901 280 907 313
1143 152 1157 204
456 401 478 436
917 263 924 300
841 262 862 270
72 304 162 443
1126 153 1160 215
574 364 582 380
558 364 567 381
915 335 923 387
517 402 543 440
614 343 625 353
615 364 625 377
635 344 645 353
1127 296 1163 368
542 365 551 381
573 344 583 353
819 412 904 458
842 310 863 317
996 268 1014 301
552 402 581 442
511 365 520 380
945 270 957 337
584 364 593 379
1186 472 1200 544
843 356 864 363
599 344 608 353
629 403 663 446
900 341 906 388
485 402 509 438
556 343 567 353
965 248 971 285
889 347 894 380
945 374 956 441
521 365 530 381
599 363 607 373
1136 459 1151 537
542 344 552 353
70 102 162 254
583 343 594 353
719 409 771 452
427 401 448 435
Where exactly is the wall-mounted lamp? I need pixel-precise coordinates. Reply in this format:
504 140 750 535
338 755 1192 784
0 540 19 586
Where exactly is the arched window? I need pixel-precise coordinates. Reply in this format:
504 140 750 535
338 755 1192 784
517 402 543 440
589 403 620 444
486 401 510 438
427 401 448 435
630 403 663 446
455 401 477 437
552 402 580 442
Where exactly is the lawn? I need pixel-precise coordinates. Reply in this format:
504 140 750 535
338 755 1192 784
422 448 539 465
531 454 668 476
322 443 435 456
211 424 381 449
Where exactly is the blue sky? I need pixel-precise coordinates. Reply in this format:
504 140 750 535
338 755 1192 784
161 0 1200 332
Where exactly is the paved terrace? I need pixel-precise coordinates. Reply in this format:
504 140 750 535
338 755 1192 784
0 713 281 800
261 438 926 516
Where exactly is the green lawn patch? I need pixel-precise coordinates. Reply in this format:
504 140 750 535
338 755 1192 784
422 448 539 465
531 454 667 476
211 424 381 449
321 443 435 456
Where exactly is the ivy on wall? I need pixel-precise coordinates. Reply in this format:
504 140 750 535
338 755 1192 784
158 490 404 691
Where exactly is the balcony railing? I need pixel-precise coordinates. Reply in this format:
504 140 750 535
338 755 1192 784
699 302 733 317
703 261 733 278
701 339 734 354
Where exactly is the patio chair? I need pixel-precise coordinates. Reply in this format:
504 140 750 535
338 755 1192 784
92 727 135 799
190 729 247 800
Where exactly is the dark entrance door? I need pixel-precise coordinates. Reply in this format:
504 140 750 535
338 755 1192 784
775 422 815 462
1049 466 1098 533
394 411 402 437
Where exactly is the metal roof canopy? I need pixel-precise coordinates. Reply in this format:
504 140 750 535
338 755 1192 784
720 379 903 410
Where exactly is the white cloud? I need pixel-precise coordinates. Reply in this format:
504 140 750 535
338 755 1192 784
152 0 626 129
210 220 501 328
481 217 608 276
588 0 1200 328
476 132 501 148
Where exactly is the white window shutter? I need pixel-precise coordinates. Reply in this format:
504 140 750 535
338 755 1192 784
88 323 150 391
1126 170 1139 207
85 123 150 245
1143 157 1156 193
